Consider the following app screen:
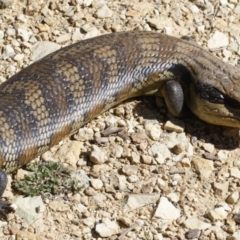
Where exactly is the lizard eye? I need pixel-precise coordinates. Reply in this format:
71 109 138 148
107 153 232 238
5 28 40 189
197 84 224 104
197 83 240 109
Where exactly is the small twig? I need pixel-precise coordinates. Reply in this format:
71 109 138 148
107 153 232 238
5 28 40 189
118 223 138 240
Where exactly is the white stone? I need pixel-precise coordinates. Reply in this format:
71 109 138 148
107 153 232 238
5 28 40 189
13 196 45 225
122 165 138 176
95 218 120 237
197 25 205 33
56 33 71 43
136 219 145 226
164 132 187 149
71 170 90 188
0 30 4 39
31 41 61 62
163 119 185 133
17 28 32 42
3 45 15 59
75 127 94 141
41 5 54 17
95 5 113 18
111 145 123 158
203 143 215 153
6 28 15 36
0 220 7 228
190 5 199 13
157 178 166 187
164 27 172 35
92 0 105 8
223 48 232 59
218 202 231 212
91 179 103 190
207 31 229 50
206 1 214 13
217 150 228 161
231 230 240 240
54 141 82 169
207 207 228 222
130 151 140 164
226 192 239 204
145 123 162 140
81 23 95 33
0 0 12 8
14 53 24 62
126 117 139 133
82 217 95 227
167 193 179 203
76 203 87 213
77 0 93 6
154 197 180 220
213 182 229 197
181 158 191 167
123 193 160 212
127 175 139 183
89 145 106 164
17 14 28 22
92 193 106 202
156 234 163 240
148 142 171 164
234 5 240 15
183 217 211 229
192 157 214 180
230 167 240 179
220 0 228 5
147 17 174 30
72 28 83 41
104 115 120 125
113 175 126 190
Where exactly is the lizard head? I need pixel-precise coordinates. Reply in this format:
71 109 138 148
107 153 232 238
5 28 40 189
187 74 240 128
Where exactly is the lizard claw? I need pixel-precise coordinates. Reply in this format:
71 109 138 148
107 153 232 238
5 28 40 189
0 200 15 220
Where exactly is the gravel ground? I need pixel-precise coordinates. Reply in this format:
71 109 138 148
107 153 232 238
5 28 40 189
0 0 240 239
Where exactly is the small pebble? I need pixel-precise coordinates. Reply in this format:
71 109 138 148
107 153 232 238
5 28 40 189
185 229 201 239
